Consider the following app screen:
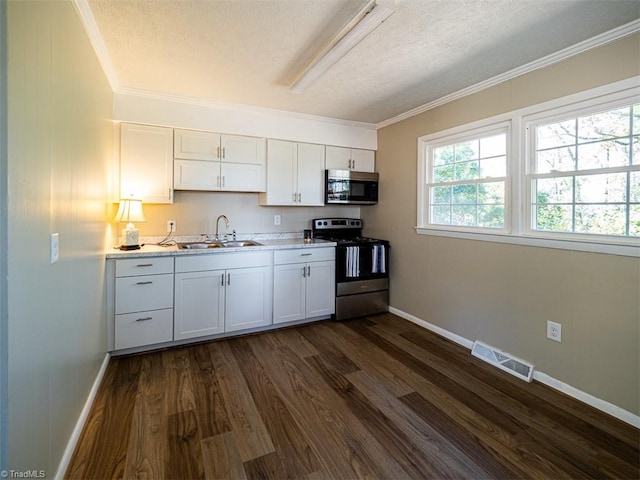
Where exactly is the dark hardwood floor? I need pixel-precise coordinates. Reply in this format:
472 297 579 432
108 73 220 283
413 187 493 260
66 313 639 479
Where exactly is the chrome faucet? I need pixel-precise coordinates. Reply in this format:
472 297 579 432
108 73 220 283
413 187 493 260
215 214 230 241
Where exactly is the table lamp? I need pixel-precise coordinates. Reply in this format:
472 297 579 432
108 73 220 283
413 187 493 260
114 198 145 250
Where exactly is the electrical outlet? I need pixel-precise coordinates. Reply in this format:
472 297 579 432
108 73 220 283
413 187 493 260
274 214 281 226
167 220 176 233
547 320 562 342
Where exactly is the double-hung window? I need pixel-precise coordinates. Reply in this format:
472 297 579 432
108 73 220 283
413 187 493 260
417 78 639 256
420 123 509 232
527 103 639 239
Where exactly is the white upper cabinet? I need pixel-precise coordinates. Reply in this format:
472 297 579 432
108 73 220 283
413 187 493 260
260 140 325 206
173 129 266 192
120 123 174 204
325 146 375 172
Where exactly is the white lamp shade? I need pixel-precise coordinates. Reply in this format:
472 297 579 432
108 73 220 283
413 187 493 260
114 198 145 225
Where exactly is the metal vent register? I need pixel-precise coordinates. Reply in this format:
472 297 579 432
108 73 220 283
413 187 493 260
471 341 534 382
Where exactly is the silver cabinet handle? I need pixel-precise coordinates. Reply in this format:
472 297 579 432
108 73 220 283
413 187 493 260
307 265 311 277
302 266 306 278
301 253 312 256
222 176 225 187
217 175 221 188
136 317 153 322
227 273 231 285
136 281 153 285
222 147 226 159
135 263 153 267
216 146 220 158
298 192 302 203
221 273 225 286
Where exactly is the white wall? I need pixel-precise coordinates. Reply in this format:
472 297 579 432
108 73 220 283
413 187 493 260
7 0 113 473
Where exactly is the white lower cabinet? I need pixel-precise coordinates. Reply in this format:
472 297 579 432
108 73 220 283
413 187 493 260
273 248 335 324
112 257 175 350
174 251 273 340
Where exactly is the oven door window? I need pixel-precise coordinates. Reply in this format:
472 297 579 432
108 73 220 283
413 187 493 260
336 244 388 282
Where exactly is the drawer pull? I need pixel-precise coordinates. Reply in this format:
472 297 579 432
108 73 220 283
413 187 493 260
136 317 153 322
136 281 153 285
301 253 312 256
136 263 153 267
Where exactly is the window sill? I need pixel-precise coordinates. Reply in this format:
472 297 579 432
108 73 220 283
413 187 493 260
415 227 639 258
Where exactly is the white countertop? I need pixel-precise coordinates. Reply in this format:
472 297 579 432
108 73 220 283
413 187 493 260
106 235 336 259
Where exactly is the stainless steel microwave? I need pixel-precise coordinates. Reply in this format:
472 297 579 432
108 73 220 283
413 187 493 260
325 169 379 205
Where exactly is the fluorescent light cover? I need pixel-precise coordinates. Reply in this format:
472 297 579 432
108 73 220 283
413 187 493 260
289 1 394 93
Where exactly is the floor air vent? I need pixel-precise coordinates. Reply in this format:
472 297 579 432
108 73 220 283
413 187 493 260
471 341 534 382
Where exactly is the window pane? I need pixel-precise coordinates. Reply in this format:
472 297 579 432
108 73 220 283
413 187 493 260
633 105 640 135
452 205 477 226
535 205 573 232
478 181 505 204
434 145 454 166
478 205 505 228
452 184 477 204
536 177 573 204
455 161 479 180
575 205 626 235
480 134 506 157
454 141 479 162
536 146 576 173
537 120 576 149
631 172 640 203
480 156 506 178
630 205 640 236
431 205 451 225
433 165 454 182
633 137 639 165
576 173 626 203
578 107 630 141
578 138 629 169
431 185 451 204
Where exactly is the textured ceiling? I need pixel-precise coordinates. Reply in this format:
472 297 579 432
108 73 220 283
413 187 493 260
87 0 640 125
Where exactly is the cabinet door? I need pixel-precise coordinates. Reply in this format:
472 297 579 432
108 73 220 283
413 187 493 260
225 266 273 332
220 162 266 192
325 146 351 171
174 129 221 160
273 263 306 324
174 159 221 190
305 260 336 318
261 139 296 205
174 270 225 340
120 123 173 203
221 135 266 165
351 149 375 172
297 143 325 206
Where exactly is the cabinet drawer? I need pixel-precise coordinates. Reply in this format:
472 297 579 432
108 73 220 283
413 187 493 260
116 257 174 277
115 308 173 350
274 247 335 265
115 273 173 314
175 251 272 273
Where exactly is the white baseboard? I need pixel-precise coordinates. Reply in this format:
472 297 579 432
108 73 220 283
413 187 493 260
55 353 111 480
388 306 640 428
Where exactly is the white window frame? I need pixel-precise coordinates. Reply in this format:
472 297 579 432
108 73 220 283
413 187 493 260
418 121 511 235
417 76 640 258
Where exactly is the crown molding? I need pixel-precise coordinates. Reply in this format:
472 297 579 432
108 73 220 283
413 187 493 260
115 86 378 130
376 19 640 129
72 0 119 91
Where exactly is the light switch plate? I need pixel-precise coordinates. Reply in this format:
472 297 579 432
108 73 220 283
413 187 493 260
50 233 59 264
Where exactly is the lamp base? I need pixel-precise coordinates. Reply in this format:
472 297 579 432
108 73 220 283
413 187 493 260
118 244 141 251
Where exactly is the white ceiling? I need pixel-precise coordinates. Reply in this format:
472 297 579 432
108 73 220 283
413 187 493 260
85 0 640 125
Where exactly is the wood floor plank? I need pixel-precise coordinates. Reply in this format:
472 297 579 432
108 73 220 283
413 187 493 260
66 314 639 479
123 353 167 479
207 340 275 462
246 332 410 480
201 432 248 480
228 336 322 479
187 343 232 439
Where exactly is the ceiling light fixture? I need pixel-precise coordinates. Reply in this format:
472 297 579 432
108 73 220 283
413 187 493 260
288 0 395 93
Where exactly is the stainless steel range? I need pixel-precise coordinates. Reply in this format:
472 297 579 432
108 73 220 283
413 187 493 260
313 218 389 320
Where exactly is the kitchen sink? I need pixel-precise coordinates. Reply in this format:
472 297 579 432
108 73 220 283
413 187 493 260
177 240 262 249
